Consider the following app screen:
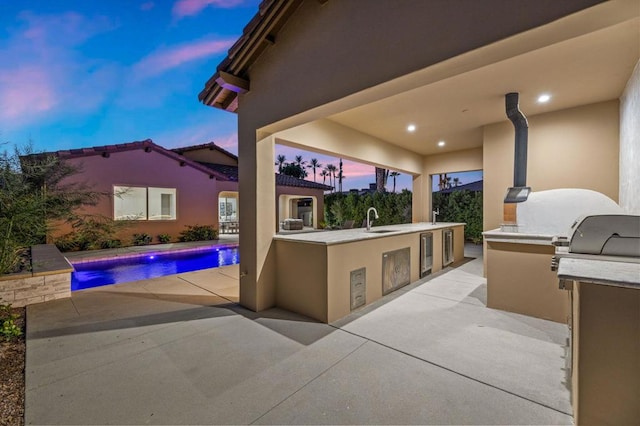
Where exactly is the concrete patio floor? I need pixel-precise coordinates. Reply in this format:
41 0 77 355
26 246 572 425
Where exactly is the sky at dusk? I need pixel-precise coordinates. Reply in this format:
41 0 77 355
0 0 480 192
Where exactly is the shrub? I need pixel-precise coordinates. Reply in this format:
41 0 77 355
0 302 22 341
324 190 413 229
100 239 122 249
157 233 171 243
132 233 152 246
179 225 218 242
432 190 483 243
54 215 130 252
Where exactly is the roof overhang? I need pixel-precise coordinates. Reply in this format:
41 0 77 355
198 0 303 112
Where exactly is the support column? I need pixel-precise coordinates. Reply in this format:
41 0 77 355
238 126 277 312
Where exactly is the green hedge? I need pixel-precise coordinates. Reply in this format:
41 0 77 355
324 190 412 228
432 190 483 243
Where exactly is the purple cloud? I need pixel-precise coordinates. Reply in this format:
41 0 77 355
0 11 118 126
133 38 235 79
172 0 244 19
0 67 56 120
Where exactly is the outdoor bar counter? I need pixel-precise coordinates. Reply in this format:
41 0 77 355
483 229 569 323
273 222 465 322
556 255 640 425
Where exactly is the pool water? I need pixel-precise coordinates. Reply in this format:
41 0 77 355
71 246 239 291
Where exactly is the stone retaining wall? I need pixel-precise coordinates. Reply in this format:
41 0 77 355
0 244 72 307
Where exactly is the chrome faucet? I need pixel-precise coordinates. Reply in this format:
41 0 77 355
432 208 439 225
366 207 379 231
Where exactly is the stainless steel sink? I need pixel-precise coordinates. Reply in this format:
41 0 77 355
367 229 395 234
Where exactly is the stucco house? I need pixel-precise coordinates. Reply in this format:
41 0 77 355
30 139 330 243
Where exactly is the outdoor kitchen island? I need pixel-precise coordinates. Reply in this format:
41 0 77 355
273 222 465 323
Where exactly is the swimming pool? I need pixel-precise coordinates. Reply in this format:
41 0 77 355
71 246 239 291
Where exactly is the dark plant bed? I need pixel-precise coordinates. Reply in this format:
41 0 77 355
0 306 25 426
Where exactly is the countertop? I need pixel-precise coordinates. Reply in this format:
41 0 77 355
557 256 640 290
483 228 555 245
273 222 464 246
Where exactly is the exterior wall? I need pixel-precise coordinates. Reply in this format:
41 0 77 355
619 60 640 214
59 149 222 243
485 241 570 323
416 148 483 222
0 272 70 307
179 148 238 166
244 0 601 130
483 100 620 232
571 281 640 425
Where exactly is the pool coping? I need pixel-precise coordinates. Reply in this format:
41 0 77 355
65 240 239 265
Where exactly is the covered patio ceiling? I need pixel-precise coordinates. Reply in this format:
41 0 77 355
326 17 639 156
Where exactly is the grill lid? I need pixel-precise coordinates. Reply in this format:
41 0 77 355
569 215 640 257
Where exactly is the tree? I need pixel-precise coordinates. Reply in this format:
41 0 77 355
389 171 400 192
294 155 306 168
320 169 328 185
308 158 322 182
0 145 102 273
281 162 307 179
375 167 389 193
453 177 461 187
275 154 286 173
338 158 344 192
326 164 337 191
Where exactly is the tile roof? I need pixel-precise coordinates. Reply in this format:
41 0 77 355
275 173 333 190
24 139 230 181
198 162 332 190
434 180 483 194
171 142 238 161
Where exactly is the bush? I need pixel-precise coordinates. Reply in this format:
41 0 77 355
324 190 413 229
432 190 483 243
157 233 171 243
179 225 218 242
100 239 122 249
132 233 152 246
54 215 130 252
0 303 22 341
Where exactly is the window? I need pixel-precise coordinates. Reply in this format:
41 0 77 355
114 186 177 221
219 196 237 222
114 186 147 220
148 187 176 220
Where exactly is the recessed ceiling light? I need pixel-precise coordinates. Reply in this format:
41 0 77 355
537 93 551 103
438 140 445 147
407 124 416 132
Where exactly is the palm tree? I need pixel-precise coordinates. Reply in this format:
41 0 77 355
275 154 286 173
320 169 328 185
389 171 400 192
308 158 322 182
375 167 388 193
453 177 461 187
294 155 306 168
326 164 337 191
438 173 449 191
